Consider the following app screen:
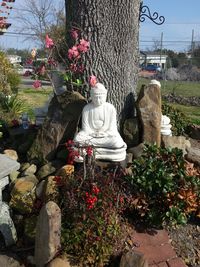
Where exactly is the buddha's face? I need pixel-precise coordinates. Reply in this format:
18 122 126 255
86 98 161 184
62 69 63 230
91 92 107 106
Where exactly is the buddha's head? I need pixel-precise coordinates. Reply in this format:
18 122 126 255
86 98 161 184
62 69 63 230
90 83 107 106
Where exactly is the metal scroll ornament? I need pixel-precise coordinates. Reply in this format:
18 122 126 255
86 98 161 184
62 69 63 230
139 3 165 25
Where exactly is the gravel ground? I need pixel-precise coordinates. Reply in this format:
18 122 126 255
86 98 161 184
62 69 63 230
168 137 200 267
168 222 200 267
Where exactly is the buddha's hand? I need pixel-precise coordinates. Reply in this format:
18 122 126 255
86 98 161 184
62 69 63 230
91 132 107 138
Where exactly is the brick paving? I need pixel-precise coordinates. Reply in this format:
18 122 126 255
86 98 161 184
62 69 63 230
132 229 187 267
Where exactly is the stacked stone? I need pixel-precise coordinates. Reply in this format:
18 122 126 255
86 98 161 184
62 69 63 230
161 115 172 136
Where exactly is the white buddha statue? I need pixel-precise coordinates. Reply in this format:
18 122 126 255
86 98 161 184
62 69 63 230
74 83 127 161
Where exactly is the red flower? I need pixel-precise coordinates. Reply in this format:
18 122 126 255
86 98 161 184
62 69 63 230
86 146 93 156
53 176 63 186
85 193 98 209
92 185 100 195
11 119 19 127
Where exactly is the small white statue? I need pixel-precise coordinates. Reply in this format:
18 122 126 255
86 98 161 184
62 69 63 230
161 115 172 136
149 79 161 88
74 83 127 161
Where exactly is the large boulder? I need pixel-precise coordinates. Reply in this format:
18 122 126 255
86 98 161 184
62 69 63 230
34 201 61 267
137 83 162 146
122 118 141 148
9 178 36 214
161 135 191 156
186 147 200 166
0 254 24 267
28 91 86 163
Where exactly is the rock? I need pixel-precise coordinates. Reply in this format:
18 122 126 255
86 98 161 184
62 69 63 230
161 135 191 156
0 202 17 246
9 170 20 182
122 118 140 148
22 164 37 175
36 180 46 199
186 147 200 166
46 257 71 267
20 162 30 172
137 83 162 146
0 154 20 180
43 176 59 203
18 174 38 185
34 201 61 267
188 124 200 140
126 153 133 165
28 91 86 163
9 178 36 214
120 250 148 267
127 143 145 159
37 161 62 180
3 149 18 161
56 165 74 177
0 254 24 267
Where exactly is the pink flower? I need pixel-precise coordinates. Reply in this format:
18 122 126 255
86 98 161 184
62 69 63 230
70 29 79 40
38 65 46 75
45 34 54 49
78 64 85 73
33 80 41 89
26 58 33 65
68 45 80 60
48 57 57 66
89 75 97 87
69 63 78 72
78 38 90 53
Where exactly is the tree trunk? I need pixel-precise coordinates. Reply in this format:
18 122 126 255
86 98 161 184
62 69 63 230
65 0 140 127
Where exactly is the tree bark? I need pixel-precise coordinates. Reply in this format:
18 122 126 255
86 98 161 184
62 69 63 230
65 0 140 126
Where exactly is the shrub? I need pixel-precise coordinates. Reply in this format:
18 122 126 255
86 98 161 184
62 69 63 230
0 52 21 95
125 144 200 226
55 163 126 267
162 102 190 135
7 71 21 93
0 93 33 124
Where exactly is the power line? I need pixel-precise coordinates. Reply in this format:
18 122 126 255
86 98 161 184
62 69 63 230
1 31 36 36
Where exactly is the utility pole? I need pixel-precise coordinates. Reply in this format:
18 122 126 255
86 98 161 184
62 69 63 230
160 32 163 69
191 29 194 65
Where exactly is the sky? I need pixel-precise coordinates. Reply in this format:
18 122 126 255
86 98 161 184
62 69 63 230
140 0 200 52
0 0 200 52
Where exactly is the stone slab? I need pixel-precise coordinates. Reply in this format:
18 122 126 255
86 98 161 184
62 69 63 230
135 243 177 265
133 229 169 246
0 202 17 246
0 154 20 180
167 257 187 267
